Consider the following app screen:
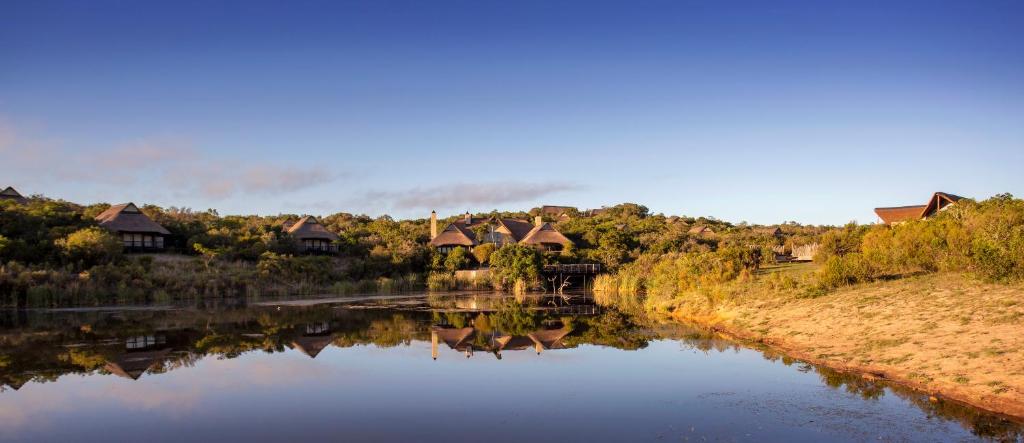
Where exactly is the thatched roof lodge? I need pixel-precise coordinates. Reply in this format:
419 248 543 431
95 203 171 252
688 225 714 236
428 211 572 252
0 186 28 204
284 215 340 253
875 192 964 224
538 205 576 220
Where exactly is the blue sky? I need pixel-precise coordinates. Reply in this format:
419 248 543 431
2 0 1022 224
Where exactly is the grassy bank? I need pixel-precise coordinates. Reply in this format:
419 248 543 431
635 264 1024 419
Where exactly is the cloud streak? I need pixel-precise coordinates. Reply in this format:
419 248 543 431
358 181 584 211
0 119 340 200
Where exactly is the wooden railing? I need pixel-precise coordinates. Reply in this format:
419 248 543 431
542 263 602 274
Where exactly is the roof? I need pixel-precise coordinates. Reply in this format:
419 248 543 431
95 203 171 235
433 327 475 349
519 222 572 246
494 218 535 241
430 223 477 247
528 328 572 350
285 216 340 241
540 205 575 218
874 205 927 224
0 186 27 204
104 348 172 380
874 192 964 224
753 227 782 236
688 225 714 235
289 335 335 359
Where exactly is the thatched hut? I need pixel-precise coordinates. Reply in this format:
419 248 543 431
874 192 963 224
95 203 171 252
0 186 28 204
519 217 572 251
284 216 340 253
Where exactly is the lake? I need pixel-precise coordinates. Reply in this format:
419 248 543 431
1 293 1021 442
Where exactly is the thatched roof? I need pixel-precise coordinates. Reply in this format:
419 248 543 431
429 223 477 247
875 192 964 224
874 205 927 224
753 227 782 237
289 335 335 359
494 218 535 241
0 186 28 204
433 327 475 349
528 328 572 350
519 222 572 246
95 203 171 235
688 225 714 235
105 348 171 380
285 216 340 241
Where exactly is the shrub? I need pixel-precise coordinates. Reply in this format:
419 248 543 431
56 227 122 267
444 247 470 272
489 244 542 290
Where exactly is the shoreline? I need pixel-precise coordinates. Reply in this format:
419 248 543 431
663 273 1024 420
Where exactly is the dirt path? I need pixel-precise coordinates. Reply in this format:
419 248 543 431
674 273 1024 418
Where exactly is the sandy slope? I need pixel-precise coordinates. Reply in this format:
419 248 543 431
681 273 1024 418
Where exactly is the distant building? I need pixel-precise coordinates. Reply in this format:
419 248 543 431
688 225 715 236
95 203 171 252
753 226 783 237
539 205 576 221
0 186 28 204
284 215 340 253
429 211 572 253
874 192 964 225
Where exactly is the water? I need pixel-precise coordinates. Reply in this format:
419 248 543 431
1 293 1021 442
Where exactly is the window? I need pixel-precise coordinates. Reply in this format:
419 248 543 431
155 236 164 249
143 235 153 247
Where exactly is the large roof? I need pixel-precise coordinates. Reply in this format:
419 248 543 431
430 223 477 247
104 349 172 380
874 192 964 224
494 218 535 241
285 216 340 241
519 222 572 246
95 203 171 235
0 186 27 204
289 335 335 359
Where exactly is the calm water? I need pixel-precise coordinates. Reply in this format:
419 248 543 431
1 293 1021 442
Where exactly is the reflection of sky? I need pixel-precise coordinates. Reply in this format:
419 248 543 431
0 340 977 442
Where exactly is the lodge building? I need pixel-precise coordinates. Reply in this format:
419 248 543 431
428 211 572 253
95 203 171 252
874 192 964 225
283 215 340 253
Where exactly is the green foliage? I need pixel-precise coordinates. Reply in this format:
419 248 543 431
56 227 122 267
472 243 496 265
489 244 542 289
443 247 470 272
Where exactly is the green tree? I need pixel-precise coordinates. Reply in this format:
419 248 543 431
444 247 470 273
489 244 542 288
56 227 122 266
472 243 496 265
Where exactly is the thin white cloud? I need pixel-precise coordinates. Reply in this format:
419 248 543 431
357 181 585 211
0 119 340 200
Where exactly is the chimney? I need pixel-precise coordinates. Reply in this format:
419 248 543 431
534 215 543 227
464 211 472 225
430 211 437 239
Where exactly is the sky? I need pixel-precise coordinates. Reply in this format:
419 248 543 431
2 0 1022 225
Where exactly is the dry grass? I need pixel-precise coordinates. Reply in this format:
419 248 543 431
668 269 1024 418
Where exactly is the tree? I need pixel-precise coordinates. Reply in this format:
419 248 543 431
489 244 542 288
472 243 496 266
444 247 470 273
56 227 122 266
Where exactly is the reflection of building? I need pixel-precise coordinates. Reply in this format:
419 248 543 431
430 326 572 360
105 335 171 380
288 322 334 359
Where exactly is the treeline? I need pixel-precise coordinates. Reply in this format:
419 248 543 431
594 194 1024 313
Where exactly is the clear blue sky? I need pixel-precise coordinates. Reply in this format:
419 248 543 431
2 0 1022 224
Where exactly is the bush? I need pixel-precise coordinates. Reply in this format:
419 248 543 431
56 227 122 267
444 247 470 272
472 243 496 266
489 244 542 290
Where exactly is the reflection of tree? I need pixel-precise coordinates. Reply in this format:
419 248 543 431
1 301 1023 441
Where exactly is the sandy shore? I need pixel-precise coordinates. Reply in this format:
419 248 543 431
671 273 1024 419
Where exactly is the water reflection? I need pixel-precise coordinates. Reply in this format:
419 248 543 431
0 294 1021 442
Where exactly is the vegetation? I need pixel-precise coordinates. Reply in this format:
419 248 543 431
2 193 1021 307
